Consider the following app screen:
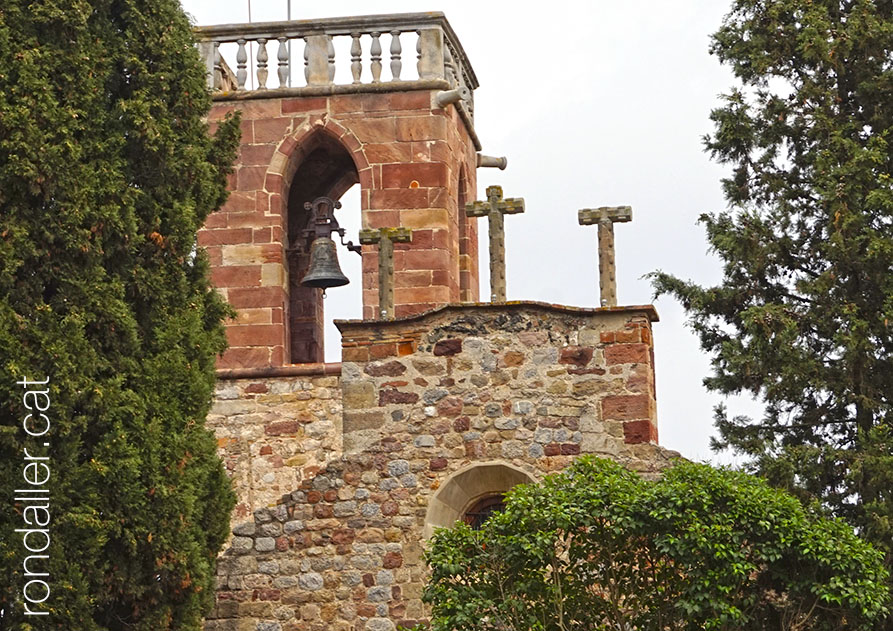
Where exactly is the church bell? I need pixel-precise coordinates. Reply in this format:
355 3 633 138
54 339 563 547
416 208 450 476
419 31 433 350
301 236 350 289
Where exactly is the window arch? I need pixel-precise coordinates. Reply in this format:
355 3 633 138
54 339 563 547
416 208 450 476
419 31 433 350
423 461 535 538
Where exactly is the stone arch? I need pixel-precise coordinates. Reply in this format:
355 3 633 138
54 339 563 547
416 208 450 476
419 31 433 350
423 461 537 539
269 119 370 363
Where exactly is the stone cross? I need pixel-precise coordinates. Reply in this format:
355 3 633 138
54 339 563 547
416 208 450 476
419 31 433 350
359 227 412 319
465 185 525 302
578 206 632 307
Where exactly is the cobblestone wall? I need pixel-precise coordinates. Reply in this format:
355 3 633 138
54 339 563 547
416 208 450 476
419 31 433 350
204 303 679 631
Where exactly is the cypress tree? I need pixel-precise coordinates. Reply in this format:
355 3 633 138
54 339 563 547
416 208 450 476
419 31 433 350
651 0 893 579
0 1 240 628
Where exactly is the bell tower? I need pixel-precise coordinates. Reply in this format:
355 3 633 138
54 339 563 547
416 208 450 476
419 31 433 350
196 14 499 368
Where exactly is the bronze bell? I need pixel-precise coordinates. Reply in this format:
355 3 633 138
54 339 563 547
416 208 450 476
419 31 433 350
301 236 349 289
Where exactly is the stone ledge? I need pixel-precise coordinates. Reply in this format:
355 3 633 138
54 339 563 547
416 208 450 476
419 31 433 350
216 362 342 380
336 301 659 332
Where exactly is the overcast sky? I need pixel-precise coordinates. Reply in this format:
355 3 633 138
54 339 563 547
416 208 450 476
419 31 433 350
180 0 765 464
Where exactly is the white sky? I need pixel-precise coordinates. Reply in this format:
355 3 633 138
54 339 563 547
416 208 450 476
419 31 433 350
181 0 765 464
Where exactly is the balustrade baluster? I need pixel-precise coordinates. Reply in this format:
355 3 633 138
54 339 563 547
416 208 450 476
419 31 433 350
390 30 402 81
256 38 268 89
443 44 456 87
304 38 310 85
416 31 422 78
213 42 222 89
350 33 362 83
327 36 336 83
370 32 382 83
236 39 248 89
277 37 289 88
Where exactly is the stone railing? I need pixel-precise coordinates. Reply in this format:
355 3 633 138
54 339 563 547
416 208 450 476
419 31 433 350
195 12 478 120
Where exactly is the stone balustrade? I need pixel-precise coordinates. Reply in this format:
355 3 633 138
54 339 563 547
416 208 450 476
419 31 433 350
195 12 477 122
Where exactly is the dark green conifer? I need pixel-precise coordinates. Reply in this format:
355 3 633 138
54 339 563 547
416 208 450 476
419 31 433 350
651 0 893 579
0 1 240 628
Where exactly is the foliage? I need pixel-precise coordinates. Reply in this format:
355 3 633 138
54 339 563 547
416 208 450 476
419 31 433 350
424 457 890 631
649 0 893 575
0 0 240 628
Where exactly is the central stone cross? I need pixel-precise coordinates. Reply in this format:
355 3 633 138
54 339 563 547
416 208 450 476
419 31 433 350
578 205 632 307
466 185 525 302
359 227 413 319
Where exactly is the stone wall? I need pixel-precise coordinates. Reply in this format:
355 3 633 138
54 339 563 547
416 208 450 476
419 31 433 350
209 368 343 521
205 303 679 631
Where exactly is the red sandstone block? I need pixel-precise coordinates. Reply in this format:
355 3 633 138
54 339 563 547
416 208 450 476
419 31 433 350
197 228 253 247
391 91 431 110
202 212 227 229
381 162 448 189
614 329 642 344
397 341 414 356
641 327 653 345
602 394 650 421
395 270 432 288
342 346 370 362
360 93 391 112
370 188 429 210
364 209 401 229
623 420 658 444
395 286 450 304
364 142 413 164
227 286 285 308
600 332 615 344
330 93 366 114
205 246 222 266
352 148 370 171
395 115 447 141
239 119 254 144
400 249 449 271
428 187 452 208
427 140 452 163
225 212 278 228
237 166 266 191
370 343 398 360
559 346 594 367
219 346 270 369
253 118 290 143
220 190 257 213
605 343 651 365
432 269 450 287
226 324 283 347
239 143 276 167
349 118 397 143
265 420 299 436
211 265 261 288
237 99 282 120
264 173 283 193
282 96 327 114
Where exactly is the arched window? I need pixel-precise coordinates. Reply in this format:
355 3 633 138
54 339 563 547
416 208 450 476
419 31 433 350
463 494 506 530
424 461 535 538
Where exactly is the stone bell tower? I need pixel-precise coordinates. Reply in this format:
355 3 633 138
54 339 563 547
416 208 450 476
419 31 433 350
197 12 675 631
196 14 494 368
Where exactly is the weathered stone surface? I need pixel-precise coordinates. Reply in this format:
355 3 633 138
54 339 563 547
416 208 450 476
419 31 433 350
208 303 674 631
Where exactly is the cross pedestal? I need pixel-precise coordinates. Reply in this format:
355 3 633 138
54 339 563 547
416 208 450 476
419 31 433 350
359 227 412 319
465 185 525 302
578 206 632 307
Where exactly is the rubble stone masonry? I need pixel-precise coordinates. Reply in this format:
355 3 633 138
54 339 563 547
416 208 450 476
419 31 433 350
204 302 679 631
